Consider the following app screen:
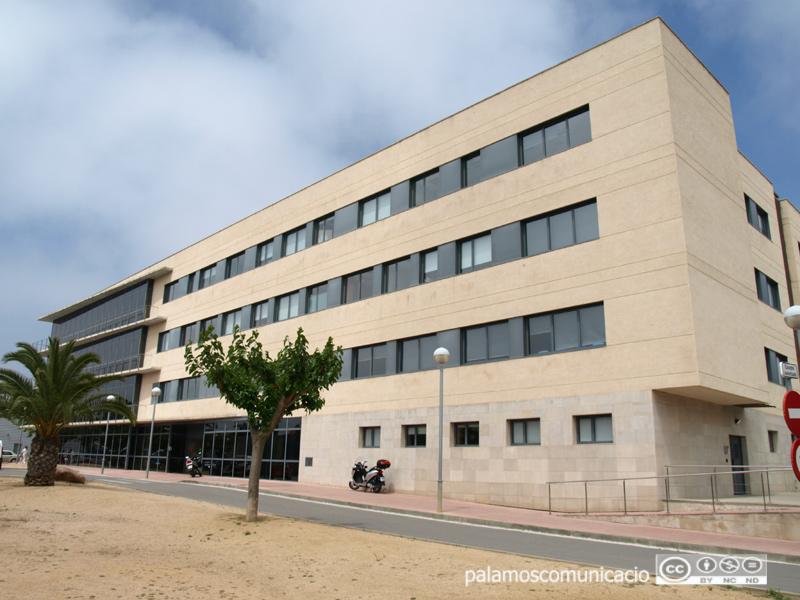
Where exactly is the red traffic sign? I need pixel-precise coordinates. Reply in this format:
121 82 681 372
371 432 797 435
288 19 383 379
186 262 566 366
792 439 800 484
784 391 800 437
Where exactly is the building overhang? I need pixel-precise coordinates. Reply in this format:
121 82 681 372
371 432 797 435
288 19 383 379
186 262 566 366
39 265 172 323
657 386 774 408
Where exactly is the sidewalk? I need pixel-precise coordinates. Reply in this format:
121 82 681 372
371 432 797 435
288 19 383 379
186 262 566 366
29 464 800 564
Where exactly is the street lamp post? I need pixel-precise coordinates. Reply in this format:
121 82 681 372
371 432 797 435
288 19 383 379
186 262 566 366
145 387 161 479
433 347 450 513
100 395 114 475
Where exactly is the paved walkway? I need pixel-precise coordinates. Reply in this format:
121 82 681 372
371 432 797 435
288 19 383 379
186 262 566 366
45 465 799 564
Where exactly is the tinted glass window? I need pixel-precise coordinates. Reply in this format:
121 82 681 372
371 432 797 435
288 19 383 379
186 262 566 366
574 202 599 243
522 129 545 165
549 210 574 250
544 120 568 156
423 250 438 283
567 110 592 147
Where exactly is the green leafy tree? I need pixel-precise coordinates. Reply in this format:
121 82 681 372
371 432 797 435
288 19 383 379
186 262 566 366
0 338 137 486
185 327 343 522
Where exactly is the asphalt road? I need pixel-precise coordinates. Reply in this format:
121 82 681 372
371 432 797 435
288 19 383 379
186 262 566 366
3 469 799 593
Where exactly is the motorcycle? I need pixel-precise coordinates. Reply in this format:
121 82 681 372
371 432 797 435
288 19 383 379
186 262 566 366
349 459 390 493
185 455 203 477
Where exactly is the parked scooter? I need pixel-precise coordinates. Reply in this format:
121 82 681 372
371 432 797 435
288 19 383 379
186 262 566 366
185 455 203 477
348 459 390 493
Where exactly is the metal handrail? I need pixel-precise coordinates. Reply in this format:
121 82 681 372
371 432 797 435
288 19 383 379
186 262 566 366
31 305 158 351
547 466 794 515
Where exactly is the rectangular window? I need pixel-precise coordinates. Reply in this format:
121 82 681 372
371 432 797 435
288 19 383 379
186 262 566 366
344 269 374 304
510 419 541 445
314 214 335 245
256 240 274 267
200 317 217 335
399 334 438 373
360 191 391 227
361 427 381 448
222 309 242 336
163 282 179 304
521 107 591 165
422 249 438 283
755 269 781 311
198 265 216 290
765 348 788 386
768 430 778 453
525 201 598 256
464 321 509 364
454 422 479 447
225 252 246 279
181 322 199 346
276 292 300 322
384 256 412 293
354 344 387 379
283 227 307 257
405 425 427 448
251 301 269 328
745 194 771 239
157 329 181 353
462 152 481 187
307 283 328 314
576 414 613 444
186 273 195 294
459 233 492 273
527 304 605 355
412 170 440 206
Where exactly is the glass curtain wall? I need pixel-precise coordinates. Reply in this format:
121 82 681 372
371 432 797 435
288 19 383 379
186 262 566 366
202 417 301 480
56 417 302 479
58 424 133 469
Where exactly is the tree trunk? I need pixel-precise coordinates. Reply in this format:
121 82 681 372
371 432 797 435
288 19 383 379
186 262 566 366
25 435 59 486
246 427 269 522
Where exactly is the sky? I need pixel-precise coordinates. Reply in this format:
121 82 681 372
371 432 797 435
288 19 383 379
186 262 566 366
0 0 798 366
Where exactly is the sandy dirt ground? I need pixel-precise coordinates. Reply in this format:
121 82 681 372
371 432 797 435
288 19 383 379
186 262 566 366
0 470 786 600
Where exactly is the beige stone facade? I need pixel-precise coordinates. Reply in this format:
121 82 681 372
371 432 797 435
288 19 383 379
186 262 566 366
42 18 798 510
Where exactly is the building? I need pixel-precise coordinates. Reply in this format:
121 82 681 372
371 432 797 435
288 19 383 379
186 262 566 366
39 18 799 510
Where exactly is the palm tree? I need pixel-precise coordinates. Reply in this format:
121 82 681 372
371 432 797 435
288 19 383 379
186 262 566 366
0 337 137 486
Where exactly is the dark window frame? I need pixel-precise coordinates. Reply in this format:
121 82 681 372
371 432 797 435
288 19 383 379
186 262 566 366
526 303 606 356
520 105 591 166
453 422 480 447
225 252 246 279
283 227 307 257
422 249 439 283
359 191 391 227
251 301 269 328
509 418 541 446
383 256 412 294
405 424 427 448
314 214 335 245
459 233 492 274
256 240 274 267
198 265 216 290
221 309 242 336
411 170 440 206
361 426 381 448
276 292 300 322
765 347 788 386
463 321 510 364
745 194 771 239
755 269 781 311
576 414 613 444
353 343 388 379
343 269 375 304
307 283 328 314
